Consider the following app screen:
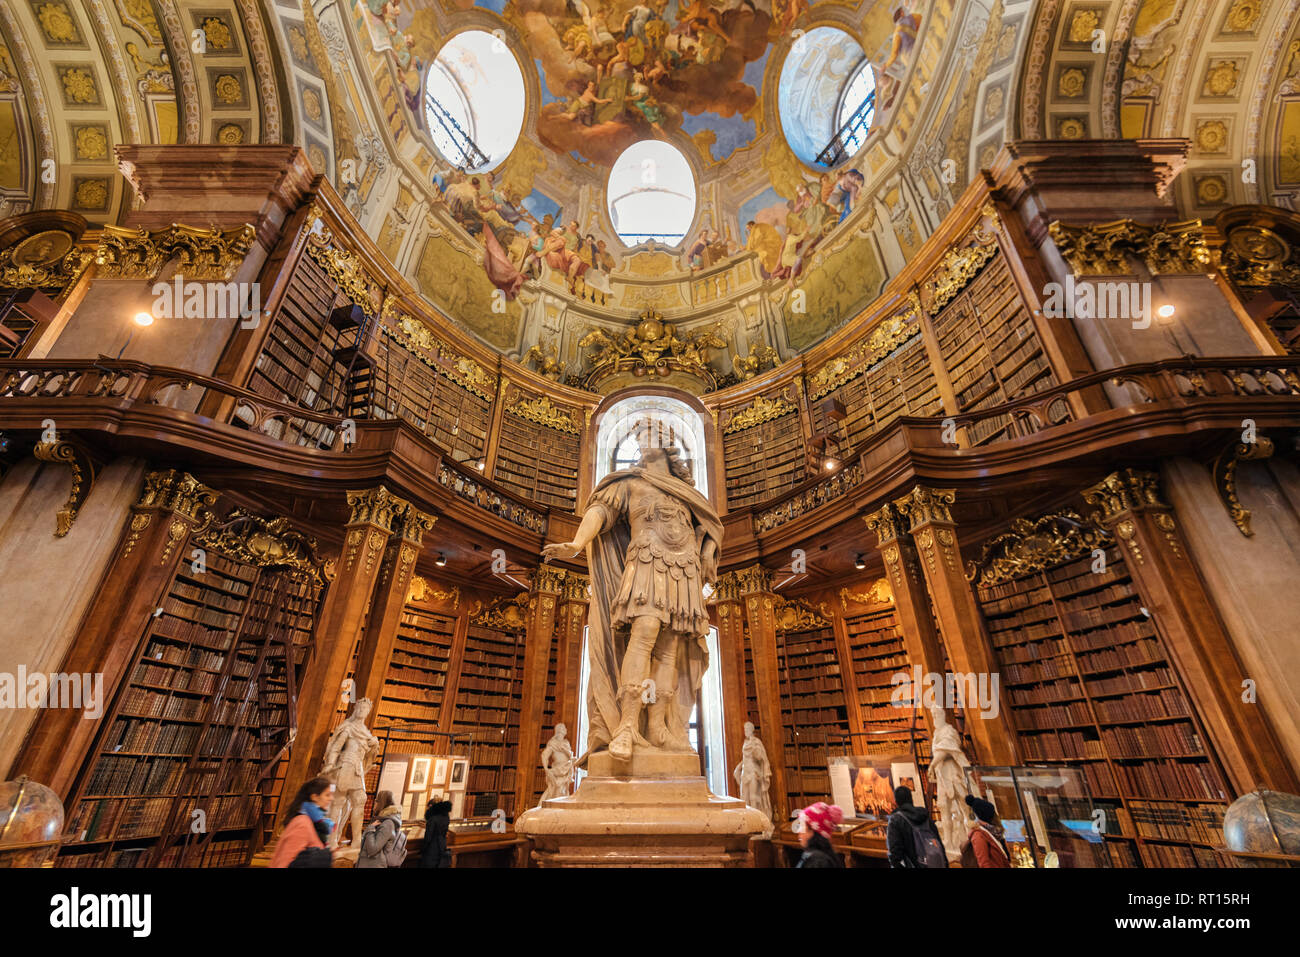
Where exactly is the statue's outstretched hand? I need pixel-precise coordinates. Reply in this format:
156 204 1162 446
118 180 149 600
542 541 581 560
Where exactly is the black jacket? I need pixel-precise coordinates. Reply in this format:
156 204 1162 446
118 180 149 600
796 831 844 868
420 801 452 868
886 803 937 868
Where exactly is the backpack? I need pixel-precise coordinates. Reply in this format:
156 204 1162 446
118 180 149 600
911 819 949 868
361 817 407 866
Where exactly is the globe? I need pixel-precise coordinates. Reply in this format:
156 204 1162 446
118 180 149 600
0 776 65 867
1222 789 1300 865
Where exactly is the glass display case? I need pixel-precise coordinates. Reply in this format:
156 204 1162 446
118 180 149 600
965 765 1110 867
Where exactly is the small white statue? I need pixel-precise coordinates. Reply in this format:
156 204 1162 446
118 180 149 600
540 723 575 801
927 705 973 861
320 697 381 850
732 722 773 828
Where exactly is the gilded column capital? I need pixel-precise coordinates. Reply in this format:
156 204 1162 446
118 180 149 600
892 486 956 529
561 571 591 603
733 563 772 595
863 501 908 545
395 503 438 545
712 570 744 603
1082 469 1168 523
94 223 257 281
533 563 569 595
135 468 218 520
346 486 407 529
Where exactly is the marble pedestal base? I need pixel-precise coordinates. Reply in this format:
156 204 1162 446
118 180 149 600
515 751 768 867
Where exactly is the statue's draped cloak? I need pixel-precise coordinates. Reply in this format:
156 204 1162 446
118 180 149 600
581 467 723 758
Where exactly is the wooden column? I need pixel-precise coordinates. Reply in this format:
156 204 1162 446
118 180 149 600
712 571 749 794
1083 469 1300 794
513 565 565 815
13 470 217 798
352 503 438 709
279 486 403 813
553 571 588 755
864 502 949 680
737 564 790 820
892 486 1018 766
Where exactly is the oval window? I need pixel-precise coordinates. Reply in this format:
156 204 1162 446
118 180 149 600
424 30 526 172
607 140 696 247
777 27 874 168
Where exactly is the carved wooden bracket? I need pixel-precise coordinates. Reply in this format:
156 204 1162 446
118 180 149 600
32 438 97 537
1211 436 1275 537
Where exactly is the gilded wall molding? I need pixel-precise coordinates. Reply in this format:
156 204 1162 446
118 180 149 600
1047 219 1211 276
839 578 893 609
94 224 256 281
772 596 829 631
966 510 1112 587
507 395 581 435
720 393 797 434
1211 437 1275 537
892 486 957 529
922 208 1002 313
0 236 95 294
807 300 921 400
1219 224 1300 288
385 311 497 400
304 226 378 316
407 574 460 607
32 439 95 537
193 509 327 583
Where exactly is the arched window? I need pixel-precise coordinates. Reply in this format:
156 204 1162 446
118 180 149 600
424 31 525 172
777 27 874 168
594 394 709 499
607 141 696 247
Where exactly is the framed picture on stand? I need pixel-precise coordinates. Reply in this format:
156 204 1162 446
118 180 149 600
432 757 449 786
409 756 432 792
449 758 469 791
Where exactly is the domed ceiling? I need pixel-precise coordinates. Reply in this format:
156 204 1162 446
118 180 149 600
1 0 1298 389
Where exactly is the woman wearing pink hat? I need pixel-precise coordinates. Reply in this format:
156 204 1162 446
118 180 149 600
794 802 845 868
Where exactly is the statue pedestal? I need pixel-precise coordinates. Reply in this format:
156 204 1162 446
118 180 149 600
515 751 768 867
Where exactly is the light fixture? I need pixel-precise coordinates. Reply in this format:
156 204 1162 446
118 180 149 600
435 553 447 567
854 554 866 570
475 460 485 471
132 311 155 327
1156 303 1176 322
824 456 839 472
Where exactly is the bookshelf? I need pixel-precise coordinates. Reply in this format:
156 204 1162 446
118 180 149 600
492 404 581 510
976 544 1232 867
722 404 806 510
841 607 927 762
775 610 850 810
932 251 1055 445
61 551 321 868
451 623 525 817
810 336 942 450
375 605 457 732
371 335 493 463
247 251 351 446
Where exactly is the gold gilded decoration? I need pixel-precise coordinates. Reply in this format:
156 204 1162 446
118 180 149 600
1058 67 1086 98
1114 519 1143 565
731 342 779 381
474 592 531 630
36 2 80 44
923 212 1001 313
1224 0 1261 33
135 469 217 521
214 74 242 105
893 486 956 529
59 67 97 104
305 230 379 317
1153 513 1183 559
194 509 327 583
346 486 407 529
1 231 93 293
94 223 256 281
122 512 152 557
721 393 797 434
1083 469 1167 522
1196 176 1228 206
160 519 187 565
1057 118 1086 140
562 570 590 603
916 528 937 576
1195 119 1228 153
407 576 462 607
508 394 580 434
396 503 437 544
1202 59 1240 97
303 88 323 124
1211 437 1275 537
966 510 1111 586
364 531 385 575
200 16 232 50
523 339 565 380
1220 226 1300 287
839 578 893 610
772 597 827 631
385 312 497 398
73 179 108 211
217 123 244 144
864 501 909 545
344 529 362 572
1047 219 1211 275
807 301 920 399
1068 10 1100 43
534 563 569 594
73 125 108 160
32 440 94 537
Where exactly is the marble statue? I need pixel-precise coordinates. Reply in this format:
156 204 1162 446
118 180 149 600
320 696 382 849
732 722 773 825
927 705 973 861
543 425 721 762
540 723 575 801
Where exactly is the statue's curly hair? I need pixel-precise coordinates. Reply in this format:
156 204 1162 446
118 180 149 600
633 420 694 482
